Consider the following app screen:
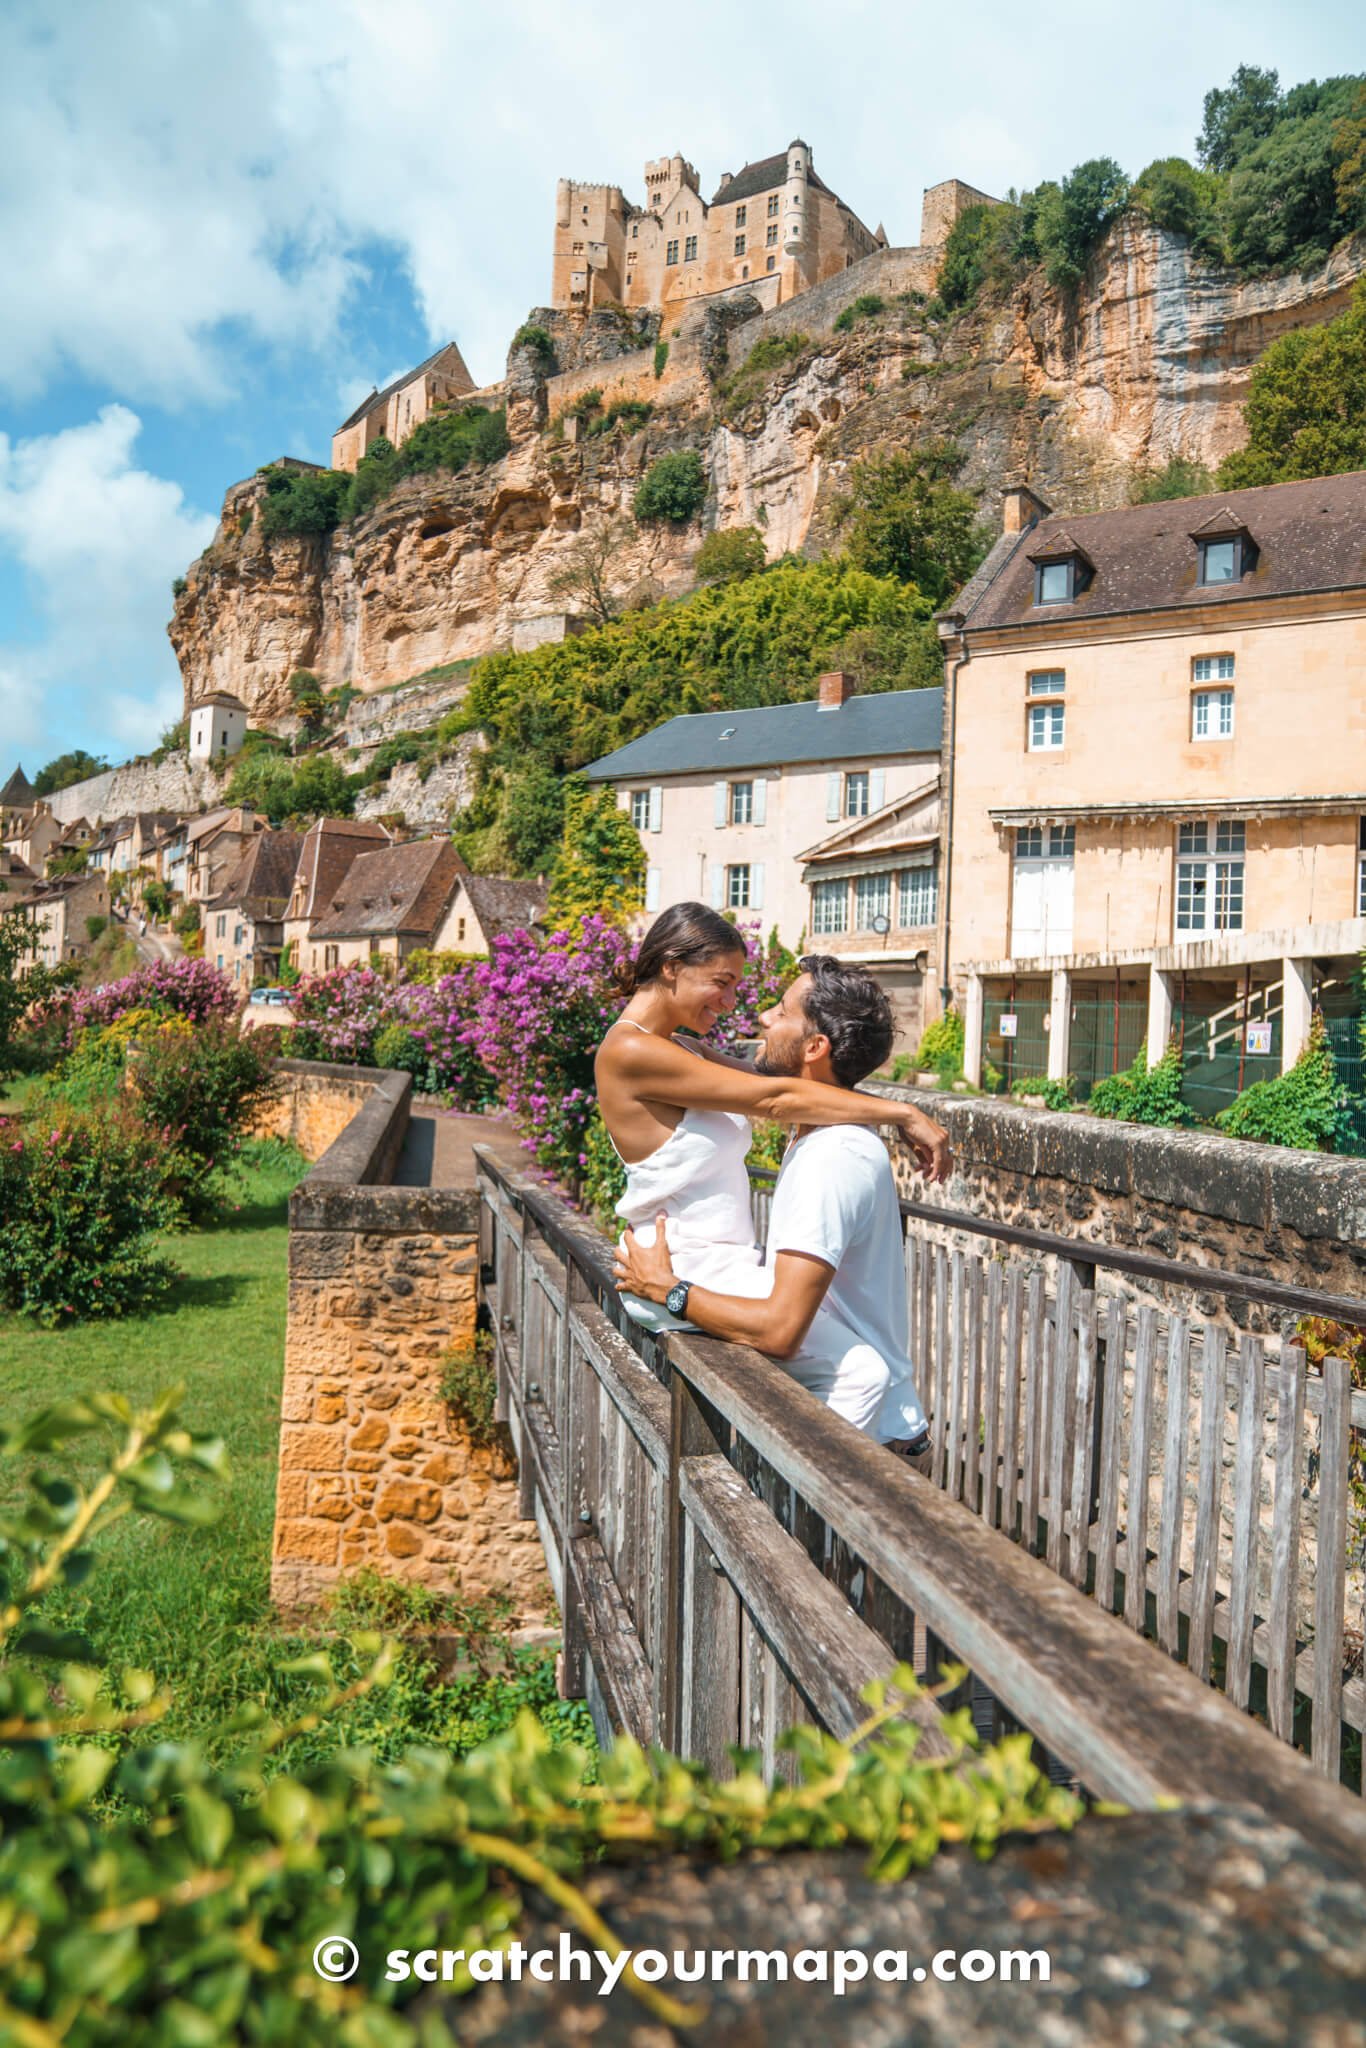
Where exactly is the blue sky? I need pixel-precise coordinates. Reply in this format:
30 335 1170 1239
1 0 1361 776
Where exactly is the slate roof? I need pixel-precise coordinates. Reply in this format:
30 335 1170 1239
582 687 944 781
461 875 548 943
289 817 391 922
204 829 303 920
336 344 466 434
711 147 832 208
309 838 461 941
954 470 1366 632
1 766 35 806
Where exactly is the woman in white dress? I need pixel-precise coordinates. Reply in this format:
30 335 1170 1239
593 903 947 1360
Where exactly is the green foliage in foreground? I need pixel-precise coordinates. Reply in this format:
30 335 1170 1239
693 525 767 584
1129 454 1216 503
0 1388 1081 2045
1217 278 1366 488
1216 1012 1354 1152
1088 1042 1197 1128
913 1010 965 1084
1010 1075 1074 1113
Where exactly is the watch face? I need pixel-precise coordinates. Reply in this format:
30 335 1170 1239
666 1283 689 1316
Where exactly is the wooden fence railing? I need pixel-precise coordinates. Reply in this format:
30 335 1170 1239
751 1170 1365 1789
475 1146 1366 1871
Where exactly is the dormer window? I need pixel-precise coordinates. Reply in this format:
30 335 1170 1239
1190 508 1258 587
1037 561 1074 604
1027 531 1093 607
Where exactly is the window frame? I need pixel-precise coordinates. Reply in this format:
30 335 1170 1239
844 769 870 819
811 878 848 935
1191 687 1235 740
729 779 754 826
853 870 893 932
1175 818 1246 935
1034 559 1078 605
666 238 679 265
1198 537 1243 586
899 864 938 929
734 232 746 257
629 789 651 832
1027 701 1066 752
735 204 747 226
725 862 752 910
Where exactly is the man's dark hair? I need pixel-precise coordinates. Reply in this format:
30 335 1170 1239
795 954 896 1088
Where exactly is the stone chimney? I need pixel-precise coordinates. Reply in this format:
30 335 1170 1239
817 671 857 711
1001 481 1052 535
716 170 732 193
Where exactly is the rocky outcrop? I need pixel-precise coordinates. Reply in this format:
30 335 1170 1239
171 223 1365 727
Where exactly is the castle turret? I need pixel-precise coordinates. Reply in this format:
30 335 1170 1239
783 138 816 286
555 179 572 229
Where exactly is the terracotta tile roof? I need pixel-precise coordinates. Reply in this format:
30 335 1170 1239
956 469 1366 633
203 829 303 920
290 817 391 922
309 838 461 941
460 875 548 943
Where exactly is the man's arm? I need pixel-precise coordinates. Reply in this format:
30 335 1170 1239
613 1216 834 1361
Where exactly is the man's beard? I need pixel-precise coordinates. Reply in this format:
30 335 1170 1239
754 1038 805 1078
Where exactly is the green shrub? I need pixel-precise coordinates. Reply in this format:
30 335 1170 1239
440 1329 503 1451
584 397 653 438
141 878 173 921
257 409 509 540
914 1009 965 1081
1010 1074 1073 1112
83 913 107 943
1088 1041 1196 1127
693 525 766 583
512 322 556 363
1216 1012 1353 1151
256 463 353 539
653 338 669 377
129 1017 281 1220
372 1020 427 1075
833 441 991 607
173 902 201 936
171 574 187 597
634 448 707 524
1217 277 1366 489
833 292 886 331
238 504 254 533
935 205 998 311
1129 454 1216 503
580 1105 627 1232
0 1102 180 1322
1130 156 1226 256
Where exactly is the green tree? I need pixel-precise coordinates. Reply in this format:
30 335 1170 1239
1217 277 1366 487
1034 157 1131 290
634 449 707 524
256 463 352 539
1222 81 1363 273
1333 80 1366 221
1130 157 1226 256
142 878 173 921
693 525 767 584
547 781 646 928
1198 64 1283 172
32 748 106 797
500 759 567 875
935 203 998 310
226 749 357 823
47 845 90 878
1129 454 1215 503
834 442 990 605
0 903 39 1075
288 667 327 738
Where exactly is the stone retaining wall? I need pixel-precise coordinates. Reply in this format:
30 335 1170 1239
268 1065 544 1610
248 1059 390 1165
867 1080 1366 1317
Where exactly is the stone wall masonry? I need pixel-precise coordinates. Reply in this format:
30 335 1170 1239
268 1064 545 1611
247 1060 395 1166
543 332 708 422
865 1080 1366 1320
718 245 941 356
47 752 226 828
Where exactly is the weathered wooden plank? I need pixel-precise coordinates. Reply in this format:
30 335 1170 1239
932 1244 950 1490
1001 1263 1025 1541
571 1302 671 1472
1067 1287 1098 1589
1046 1261 1076 1576
1312 1355 1350 1780
1123 1307 1159 1636
964 1254 984 1511
1226 1334 1267 1713
1092 1297 1126 1612
658 1370 724 1752
1021 1267 1045 1552
1187 1323 1227 1684
947 1250 966 1503
678 1512 741 1773
763 1643 803 1784
1267 1346 1306 1745
570 1530 654 1742
981 1258 1004 1529
1155 1316 1191 1656
679 1454 954 1755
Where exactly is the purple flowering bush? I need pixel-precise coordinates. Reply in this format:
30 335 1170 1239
39 958 239 1050
288 965 495 1105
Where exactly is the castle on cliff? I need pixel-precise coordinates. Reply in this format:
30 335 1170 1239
551 142 995 327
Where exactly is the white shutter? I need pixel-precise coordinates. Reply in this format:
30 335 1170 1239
869 767 886 813
750 862 765 912
826 772 841 822
709 863 724 909
713 780 727 827
645 866 661 912
648 785 663 833
752 777 767 828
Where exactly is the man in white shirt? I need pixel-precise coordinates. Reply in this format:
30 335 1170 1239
612 955 950 1469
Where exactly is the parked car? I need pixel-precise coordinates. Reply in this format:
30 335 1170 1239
249 986 292 1005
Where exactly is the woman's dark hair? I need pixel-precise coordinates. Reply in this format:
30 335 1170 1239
795 953 896 1088
615 902 747 997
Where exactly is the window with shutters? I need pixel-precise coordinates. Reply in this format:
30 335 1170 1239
845 770 870 818
811 879 847 934
729 780 753 825
853 872 892 930
899 866 938 927
726 864 751 909
1175 819 1244 933
630 790 650 831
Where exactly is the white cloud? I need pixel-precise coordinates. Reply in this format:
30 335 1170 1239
0 407 216 765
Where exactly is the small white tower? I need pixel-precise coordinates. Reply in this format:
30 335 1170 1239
188 692 248 764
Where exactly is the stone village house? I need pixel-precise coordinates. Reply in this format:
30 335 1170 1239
584 673 943 1046
20 872 111 970
936 472 1366 1112
304 842 548 973
282 819 393 975
203 829 304 987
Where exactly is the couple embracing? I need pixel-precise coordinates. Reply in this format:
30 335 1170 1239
597 904 952 1472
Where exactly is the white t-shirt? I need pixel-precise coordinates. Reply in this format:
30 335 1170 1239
766 1124 926 1442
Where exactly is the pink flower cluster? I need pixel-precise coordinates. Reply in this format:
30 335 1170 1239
43 958 239 1047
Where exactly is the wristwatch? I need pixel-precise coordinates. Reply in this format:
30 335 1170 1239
665 1280 691 1319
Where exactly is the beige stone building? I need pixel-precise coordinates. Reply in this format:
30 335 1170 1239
204 828 303 987
1 800 63 874
185 807 268 905
22 872 111 969
442 872 548 955
583 674 944 1044
282 818 392 974
0 766 38 844
937 472 1366 1112
331 343 477 473
553 150 994 330
305 838 466 971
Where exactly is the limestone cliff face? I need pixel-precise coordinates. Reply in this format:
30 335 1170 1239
171 221 1364 726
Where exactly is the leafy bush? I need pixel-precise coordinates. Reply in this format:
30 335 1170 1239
83 914 108 943
833 292 886 331
256 463 353 539
440 1329 504 1452
288 965 496 1104
935 204 999 311
512 321 555 362
694 525 767 583
372 1020 427 1075
547 780 646 928
653 338 669 377
225 746 358 822
32 748 106 797
1129 454 1216 502
1130 156 1226 257
39 956 237 1051
42 1008 195 1112
1010 1074 1073 1112
140 878 173 921
1087 1041 1196 1127
257 408 509 539
914 1009 965 1081
833 441 991 607
1034 157 1130 289
0 1387 1080 2046
1217 277 1366 488
129 1016 281 1219
173 902 201 936
171 574 187 596
1216 1013 1352 1151
0 1103 180 1322
634 448 707 524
